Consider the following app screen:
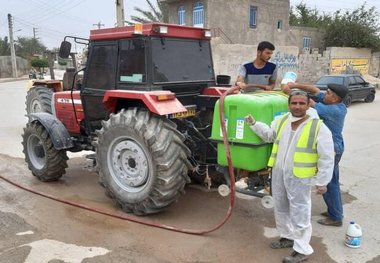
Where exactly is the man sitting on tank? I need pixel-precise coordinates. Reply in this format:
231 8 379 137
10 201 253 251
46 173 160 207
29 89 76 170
235 41 277 93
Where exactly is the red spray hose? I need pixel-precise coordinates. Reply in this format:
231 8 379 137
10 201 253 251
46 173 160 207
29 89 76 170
0 86 241 235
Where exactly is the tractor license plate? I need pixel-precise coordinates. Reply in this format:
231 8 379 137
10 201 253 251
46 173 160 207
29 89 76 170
169 109 196 119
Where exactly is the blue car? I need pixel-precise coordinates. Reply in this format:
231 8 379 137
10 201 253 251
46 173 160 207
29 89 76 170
315 74 376 107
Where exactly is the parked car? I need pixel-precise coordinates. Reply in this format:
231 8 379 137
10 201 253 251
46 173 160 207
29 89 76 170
315 74 376 107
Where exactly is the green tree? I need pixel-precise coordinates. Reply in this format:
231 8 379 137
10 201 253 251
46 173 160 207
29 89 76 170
324 5 380 51
16 37 47 59
0 37 10 55
58 58 68 66
289 3 331 28
128 0 168 24
290 3 380 51
31 58 49 75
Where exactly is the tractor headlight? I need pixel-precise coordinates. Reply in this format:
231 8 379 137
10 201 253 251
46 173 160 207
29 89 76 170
204 30 212 38
154 26 168 34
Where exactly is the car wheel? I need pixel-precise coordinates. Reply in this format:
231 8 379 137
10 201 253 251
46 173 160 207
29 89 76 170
343 95 352 107
364 93 375 103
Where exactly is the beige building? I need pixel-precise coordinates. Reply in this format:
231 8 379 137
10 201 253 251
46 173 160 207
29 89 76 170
161 0 322 51
288 26 324 53
162 0 290 45
158 1 379 83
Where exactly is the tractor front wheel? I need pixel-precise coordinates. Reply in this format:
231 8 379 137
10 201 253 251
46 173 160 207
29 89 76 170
25 86 53 114
22 122 68 181
95 108 192 215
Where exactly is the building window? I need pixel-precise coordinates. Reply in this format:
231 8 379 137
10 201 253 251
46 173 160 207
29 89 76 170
193 2 204 27
303 37 311 48
178 6 185 25
249 6 257 28
277 20 282 30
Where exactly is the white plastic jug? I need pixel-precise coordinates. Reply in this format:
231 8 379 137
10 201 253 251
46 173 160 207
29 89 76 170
281 72 297 85
345 221 362 248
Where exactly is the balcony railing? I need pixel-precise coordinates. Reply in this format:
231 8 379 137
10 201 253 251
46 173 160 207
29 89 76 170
210 28 233 44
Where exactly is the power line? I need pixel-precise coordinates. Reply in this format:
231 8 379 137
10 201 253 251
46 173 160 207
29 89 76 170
11 16 85 49
18 0 89 24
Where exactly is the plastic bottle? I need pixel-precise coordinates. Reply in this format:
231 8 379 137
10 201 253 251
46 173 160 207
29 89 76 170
281 72 297 85
280 72 297 91
345 221 362 248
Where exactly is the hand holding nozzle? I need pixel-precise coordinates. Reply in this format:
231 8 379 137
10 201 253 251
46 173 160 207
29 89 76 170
236 81 247 89
281 83 291 94
232 82 245 94
244 114 256 126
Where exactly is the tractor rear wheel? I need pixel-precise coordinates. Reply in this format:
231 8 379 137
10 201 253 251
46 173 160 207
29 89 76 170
22 122 68 181
94 108 192 215
25 86 53 114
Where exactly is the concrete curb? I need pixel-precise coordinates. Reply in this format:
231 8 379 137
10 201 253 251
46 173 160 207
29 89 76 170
0 76 29 83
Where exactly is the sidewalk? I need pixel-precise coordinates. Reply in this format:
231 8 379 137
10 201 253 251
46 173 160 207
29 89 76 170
0 75 29 83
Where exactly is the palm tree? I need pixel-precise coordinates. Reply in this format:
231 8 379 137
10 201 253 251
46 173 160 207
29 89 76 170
128 0 168 24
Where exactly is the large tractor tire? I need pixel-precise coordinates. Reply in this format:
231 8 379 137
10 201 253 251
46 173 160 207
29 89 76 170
22 121 68 181
94 108 192 215
25 86 54 114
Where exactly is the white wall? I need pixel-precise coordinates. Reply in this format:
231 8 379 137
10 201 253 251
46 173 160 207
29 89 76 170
211 43 299 86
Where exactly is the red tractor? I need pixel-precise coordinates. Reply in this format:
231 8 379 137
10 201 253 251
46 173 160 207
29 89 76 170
26 53 82 114
22 23 283 215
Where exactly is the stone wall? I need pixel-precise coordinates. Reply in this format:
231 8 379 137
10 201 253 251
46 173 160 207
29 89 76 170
328 47 372 58
211 42 328 86
297 50 330 84
0 56 29 78
211 43 379 86
369 52 380 78
211 42 298 87
327 47 372 75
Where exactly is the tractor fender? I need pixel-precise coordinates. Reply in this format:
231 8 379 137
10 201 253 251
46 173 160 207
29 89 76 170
103 90 187 115
27 112 74 150
27 79 63 92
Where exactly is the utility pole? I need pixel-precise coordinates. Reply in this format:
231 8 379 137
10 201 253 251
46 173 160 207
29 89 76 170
33 27 38 39
116 0 125 27
8 14 18 78
47 51 55 80
93 21 105 29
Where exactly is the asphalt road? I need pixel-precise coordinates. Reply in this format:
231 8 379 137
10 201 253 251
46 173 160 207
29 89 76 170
0 80 379 263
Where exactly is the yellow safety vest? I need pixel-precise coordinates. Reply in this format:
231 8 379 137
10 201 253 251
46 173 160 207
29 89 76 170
267 113 322 178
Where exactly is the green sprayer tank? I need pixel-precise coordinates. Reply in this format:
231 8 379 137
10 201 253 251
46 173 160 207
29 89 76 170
211 91 289 171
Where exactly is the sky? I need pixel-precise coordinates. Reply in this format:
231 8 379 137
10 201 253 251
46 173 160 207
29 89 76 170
0 0 150 50
0 0 379 50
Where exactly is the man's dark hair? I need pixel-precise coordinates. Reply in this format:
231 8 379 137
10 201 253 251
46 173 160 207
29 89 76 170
257 41 275 52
